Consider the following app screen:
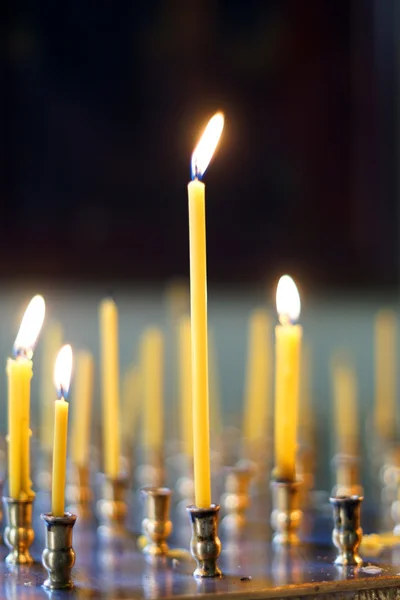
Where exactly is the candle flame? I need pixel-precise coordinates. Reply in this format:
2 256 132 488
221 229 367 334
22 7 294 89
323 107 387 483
276 275 301 324
13 295 46 358
191 112 224 179
54 344 73 398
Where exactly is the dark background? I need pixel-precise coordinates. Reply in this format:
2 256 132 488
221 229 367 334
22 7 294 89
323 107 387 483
2 0 399 290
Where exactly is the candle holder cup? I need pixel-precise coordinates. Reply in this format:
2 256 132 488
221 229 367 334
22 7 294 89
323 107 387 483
41 512 77 589
3 496 35 565
330 495 363 566
141 487 172 556
187 504 222 578
97 474 128 538
270 479 302 545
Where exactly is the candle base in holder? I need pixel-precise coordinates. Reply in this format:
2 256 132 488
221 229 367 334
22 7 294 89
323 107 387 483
2 496 35 565
66 464 93 520
187 504 222 578
330 495 363 566
141 487 172 556
270 480 302 545
97 474 128 538
221 466 252 531
41 512 77 589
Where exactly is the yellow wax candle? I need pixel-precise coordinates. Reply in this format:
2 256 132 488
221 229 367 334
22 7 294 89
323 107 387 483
374 309 397 441
141 328 164 452
99 299 121 477
332 357 358 455
188 112 224 508
8 295 45 499
121 364 141 447
179 317 193 457
52 345 73 516
243 309 272 444
40 321 63 454
274 275 302 482
71 350 94 467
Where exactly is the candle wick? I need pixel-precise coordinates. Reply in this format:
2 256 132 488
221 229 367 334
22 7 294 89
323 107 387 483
279 314 291 326
13 346 32 360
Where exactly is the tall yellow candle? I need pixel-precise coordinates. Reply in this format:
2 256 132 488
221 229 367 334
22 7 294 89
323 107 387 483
52 345 73 517
71 350 94 468
243 309 272 444
178 317 193 457
331 357 358 455
188 112 224 507
40 321 63 454
141 328 164 453
374 309 397 441
121 364 141 448
274 275 302 482
8 295 45 499
99 299 121 477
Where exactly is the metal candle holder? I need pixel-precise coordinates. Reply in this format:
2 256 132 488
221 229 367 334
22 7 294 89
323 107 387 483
330 495 363 566
2 496 35 565
270 480 302 545
141 487 172 556
66 464 93 520
221 466 252 530
187 504 222 578
97 474 128 538
41 512 77 590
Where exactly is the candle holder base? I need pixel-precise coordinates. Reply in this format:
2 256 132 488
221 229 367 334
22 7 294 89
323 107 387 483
2 496 35 565
41 512 77 589
97 474 128 538
141 487 172 556
66 465 93 520
221 466 252 531
270 480 302 545
187 504 222 578
330 495 363 566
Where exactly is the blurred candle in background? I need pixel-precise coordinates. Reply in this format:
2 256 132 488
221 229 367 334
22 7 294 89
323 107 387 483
188 112 224 508
121 364 141 452
179 317 193 457
208 330 222 441
40 321 63 455
274 276 302 482
141 328 164 455
8 295 45 499
299 342 314 447
332 357 359 456
99 299 121 477
71 350 94 468
374 309 397 442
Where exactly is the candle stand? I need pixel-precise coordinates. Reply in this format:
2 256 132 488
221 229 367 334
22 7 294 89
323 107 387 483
41 512 76 589
221 466 252 531
330 495 363 566
187 504 222 577
270 480 302 545
2 496 35 565
141 487 173 556
97 474 128 538
66 464 93 520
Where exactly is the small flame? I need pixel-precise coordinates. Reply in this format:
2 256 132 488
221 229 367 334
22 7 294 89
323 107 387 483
13 295 46 358
54 344 73 398
276 275 301 324
191 112 224 179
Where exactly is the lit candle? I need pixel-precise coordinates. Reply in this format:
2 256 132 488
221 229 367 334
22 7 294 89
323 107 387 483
141 328 164 454
243 309 272 446
40 321 63 454
274 275 302 482
374 309 397 441
52 344 73 517
178 316 193 457
99 298 121 477
71 350 94 468
8 295 45 499
188 112 224 507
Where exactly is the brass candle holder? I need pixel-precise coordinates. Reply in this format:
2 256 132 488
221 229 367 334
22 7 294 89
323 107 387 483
270 480 302 545
141 487 172 556
96 474 128 538
187 504 222 578
2 496 35 565
221 466 252 530
41 512 77 590
330 495 363 566
66 464 93 520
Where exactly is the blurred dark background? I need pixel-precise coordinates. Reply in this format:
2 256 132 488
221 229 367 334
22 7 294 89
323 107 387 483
2 0 399 290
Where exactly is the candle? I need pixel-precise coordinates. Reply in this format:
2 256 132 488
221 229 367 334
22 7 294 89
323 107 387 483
40 321 63 454
374 309 397 441
208 330 222 439
332 358 358 455
274 275 302 482
188 112 224 507
178 317 193 457
121 364 141 450
299 342 314 446
52 344 73 517
141 328 164 454
71 350 94 468
8 295 45 499
99 298 121 477
243 309 272 445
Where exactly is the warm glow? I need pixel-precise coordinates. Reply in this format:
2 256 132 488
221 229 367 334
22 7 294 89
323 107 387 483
54 344 73 398
276 275 301 324
14 295 46 358
191 112 224 179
